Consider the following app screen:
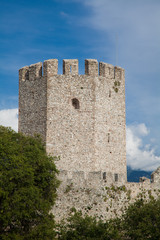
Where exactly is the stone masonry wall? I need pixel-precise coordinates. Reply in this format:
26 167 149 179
52 169 160 221
19 59 127 184
18 59 160 222
19 62 47 141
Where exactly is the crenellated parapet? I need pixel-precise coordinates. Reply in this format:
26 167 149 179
58 170 127 188
58 170 160 189
19 62 42 82
19 59 124 81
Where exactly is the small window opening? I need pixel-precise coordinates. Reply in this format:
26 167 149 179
72 98 80 109
25 70 29 81
108 133 110 143
114 173 118 182
114 67 116 79
103 172 106 180
151 174 154 183
70 65 72 73
109 90 111 98
41 65 43 76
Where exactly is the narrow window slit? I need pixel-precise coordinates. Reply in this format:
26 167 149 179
108 133 110 143
25 70 29 81
103 172 106 180
114 173 118 182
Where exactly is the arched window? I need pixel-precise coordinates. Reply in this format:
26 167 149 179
72 98 80 109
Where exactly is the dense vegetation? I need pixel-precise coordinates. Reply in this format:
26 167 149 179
57 198 160 239
0 126 60 239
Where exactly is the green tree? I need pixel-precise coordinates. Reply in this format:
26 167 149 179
57 209 122 240
122 198 160 240
0 126 60 240
57 198 160 240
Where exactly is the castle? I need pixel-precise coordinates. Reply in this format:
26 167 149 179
19 59 160 220
19 59 126 184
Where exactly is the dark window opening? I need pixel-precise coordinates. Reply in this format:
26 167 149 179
108 133 110 143
72 98 80 109
109 90 111 97
25 70 29 81
114 173 118 182
103 172 106 180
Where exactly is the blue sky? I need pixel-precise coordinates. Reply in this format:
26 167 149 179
0 0 160 171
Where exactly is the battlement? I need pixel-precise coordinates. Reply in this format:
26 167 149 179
57 169 160 189
63 59 78 75
58 170 126 187
19 59 124 81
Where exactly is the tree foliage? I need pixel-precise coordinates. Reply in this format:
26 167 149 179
57 209 121 240
57 198 160 240
0 126 60 240
122 198 160 240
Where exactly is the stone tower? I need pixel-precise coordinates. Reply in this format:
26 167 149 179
19 59 127 184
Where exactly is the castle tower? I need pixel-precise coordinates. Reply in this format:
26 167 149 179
19 59 127 184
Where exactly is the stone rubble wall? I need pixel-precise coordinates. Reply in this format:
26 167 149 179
19 59 160 222
19 62 47 141
52 170 160 221
19 59 127 185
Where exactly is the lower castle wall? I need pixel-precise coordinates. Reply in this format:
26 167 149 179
52 170 160 221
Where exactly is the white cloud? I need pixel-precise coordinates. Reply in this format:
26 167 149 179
0 108 18 132
128 123 149 137
126 123 160 171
